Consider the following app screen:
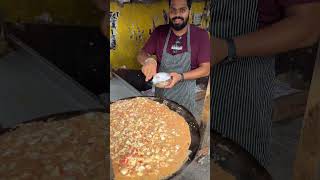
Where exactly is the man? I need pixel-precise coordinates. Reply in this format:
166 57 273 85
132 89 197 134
137 0 210 118
210 0 320 173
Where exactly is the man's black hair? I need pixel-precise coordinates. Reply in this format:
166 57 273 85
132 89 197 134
169 0 192 9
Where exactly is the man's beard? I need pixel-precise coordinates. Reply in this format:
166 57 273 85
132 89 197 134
169 16 189 31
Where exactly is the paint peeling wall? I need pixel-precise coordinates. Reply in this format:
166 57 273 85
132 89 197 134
110 1 207 70
0 0 102 26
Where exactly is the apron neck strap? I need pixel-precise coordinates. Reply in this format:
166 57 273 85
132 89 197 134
187 25 191 52
163 28 171 54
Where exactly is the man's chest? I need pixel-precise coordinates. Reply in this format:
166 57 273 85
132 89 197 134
158 34 190 56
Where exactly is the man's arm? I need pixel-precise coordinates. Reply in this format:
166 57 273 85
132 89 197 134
183 62 210 80
212 2 320 64
137 50 155 65
138 29 159 81
137 50 148 65
183 29 211 80
165 62 210 88
137 49 158 81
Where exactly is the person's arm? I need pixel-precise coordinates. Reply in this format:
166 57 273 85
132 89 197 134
137 50 158 81
183 62 210 80
212 2 320 64
138 29 159 81
137 49 156 65
165 63 210 88
184 30 211 80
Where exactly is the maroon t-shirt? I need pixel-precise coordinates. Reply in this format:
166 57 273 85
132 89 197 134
259 0 319 27
142 24 210 70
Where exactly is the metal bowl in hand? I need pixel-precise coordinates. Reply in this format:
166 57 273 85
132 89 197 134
152 72 171 88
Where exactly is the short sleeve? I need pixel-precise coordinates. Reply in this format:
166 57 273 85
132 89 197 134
142 28 159 55
197 31 211 65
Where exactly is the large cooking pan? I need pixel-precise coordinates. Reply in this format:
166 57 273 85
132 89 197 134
211 130 273 180
0 109 109 179
0 109 107 135
111 96 201 180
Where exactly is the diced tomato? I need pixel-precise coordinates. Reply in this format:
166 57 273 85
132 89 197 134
119 154 132 165
119 156 129 165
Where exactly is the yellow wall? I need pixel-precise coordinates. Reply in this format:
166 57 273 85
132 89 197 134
110 1 206 70
0 0 102 26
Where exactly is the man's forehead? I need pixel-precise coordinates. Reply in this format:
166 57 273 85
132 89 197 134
170 0 188 8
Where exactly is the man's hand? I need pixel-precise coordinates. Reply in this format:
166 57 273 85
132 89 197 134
141 58 157 81
211 38 228 65
165 72 182 89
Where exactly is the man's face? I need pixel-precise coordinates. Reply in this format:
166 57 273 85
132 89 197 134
169 0 190 31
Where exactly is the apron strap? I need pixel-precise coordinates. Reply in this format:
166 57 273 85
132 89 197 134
162 28 171 56
187 25 191 53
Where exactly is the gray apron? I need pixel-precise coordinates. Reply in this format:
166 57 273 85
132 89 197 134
210 0 274 168
155 25 197 118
